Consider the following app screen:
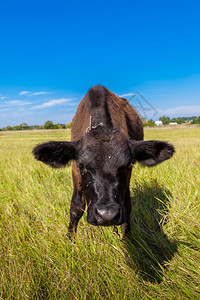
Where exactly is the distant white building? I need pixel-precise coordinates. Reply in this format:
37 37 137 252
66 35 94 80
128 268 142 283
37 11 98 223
155 120 163 126
169 122 178 125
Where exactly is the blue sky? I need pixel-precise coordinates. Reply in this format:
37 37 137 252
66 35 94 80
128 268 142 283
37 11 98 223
0 0 200 127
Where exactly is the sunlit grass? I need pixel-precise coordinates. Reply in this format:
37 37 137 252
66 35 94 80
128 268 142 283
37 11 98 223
0 127 200 299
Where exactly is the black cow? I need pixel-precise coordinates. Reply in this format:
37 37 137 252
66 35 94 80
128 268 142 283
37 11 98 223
33 85 174 237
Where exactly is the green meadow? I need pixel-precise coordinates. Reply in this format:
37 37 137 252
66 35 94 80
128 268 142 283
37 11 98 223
0 127 200 299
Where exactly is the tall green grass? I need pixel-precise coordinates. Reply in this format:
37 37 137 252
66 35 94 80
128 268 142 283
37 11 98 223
0 127 200 299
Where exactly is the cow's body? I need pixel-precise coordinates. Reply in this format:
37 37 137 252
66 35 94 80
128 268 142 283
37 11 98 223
33 85 174 238
70 86 143 235
71 85 143 141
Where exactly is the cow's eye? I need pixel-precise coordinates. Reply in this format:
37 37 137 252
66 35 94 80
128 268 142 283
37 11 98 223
78 163 84 170
87 166 95 174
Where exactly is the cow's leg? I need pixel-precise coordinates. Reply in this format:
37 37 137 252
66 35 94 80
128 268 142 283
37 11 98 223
67 162 85 239
122 188 132 237
68 188 85 239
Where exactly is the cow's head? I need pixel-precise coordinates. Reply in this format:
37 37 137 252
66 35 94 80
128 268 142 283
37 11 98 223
32 127 174 226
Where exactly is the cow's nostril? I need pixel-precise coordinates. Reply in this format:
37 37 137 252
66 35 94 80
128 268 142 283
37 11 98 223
96 208 106 218
95 206 121 225
113 209 121 223
87 203 125 226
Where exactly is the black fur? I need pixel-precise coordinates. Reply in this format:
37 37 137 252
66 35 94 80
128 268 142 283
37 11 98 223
129 140 175 166
32 141 78 168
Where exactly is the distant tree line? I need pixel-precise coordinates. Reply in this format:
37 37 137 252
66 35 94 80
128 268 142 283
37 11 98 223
0 121 72 131
142 116 200 127
159 116 200 125
1 116 200 131
141 118 156 127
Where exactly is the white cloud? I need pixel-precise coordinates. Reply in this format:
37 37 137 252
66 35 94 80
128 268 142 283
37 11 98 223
31 98 74 109
157 105 200 117
29 91 51 96
5 100 32 106
19 91 30 96
19 91 51 96
119 92 137 97
1 96 7 100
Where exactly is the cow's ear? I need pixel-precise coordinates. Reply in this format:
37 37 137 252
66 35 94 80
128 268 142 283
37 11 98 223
129 140 175 167
32 141 79 168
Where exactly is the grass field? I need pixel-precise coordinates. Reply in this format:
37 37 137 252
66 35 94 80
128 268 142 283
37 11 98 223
0 127 200 299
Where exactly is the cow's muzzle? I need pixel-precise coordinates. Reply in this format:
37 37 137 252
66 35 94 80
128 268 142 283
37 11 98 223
87 203 125 226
